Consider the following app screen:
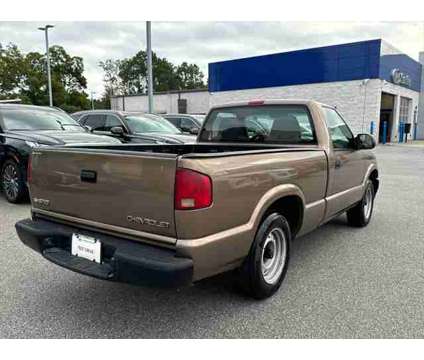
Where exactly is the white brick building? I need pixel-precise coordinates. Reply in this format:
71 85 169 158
111 39 423 143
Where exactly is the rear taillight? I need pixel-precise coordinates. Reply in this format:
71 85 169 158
175 168 212 210
27 156 32 184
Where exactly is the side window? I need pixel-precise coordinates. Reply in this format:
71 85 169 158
83 115 105 131
105 115 123 131
166 117 181 128
296 113 315 143
180 118 195 129
323 108 354 149
78 115 86 125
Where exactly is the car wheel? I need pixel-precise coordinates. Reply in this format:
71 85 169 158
346 180 375 227
1 159 28 203
238 212 291 299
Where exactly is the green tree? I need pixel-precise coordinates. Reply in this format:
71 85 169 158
0 42 90 111
118 51 146 94
99 59 124 98
176 62 206 89
0 43 26 99
99 50 206 102
152 53 180 92
49 46 87 91
117 51 180 93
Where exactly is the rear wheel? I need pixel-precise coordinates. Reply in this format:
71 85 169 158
238 213 291 299
346 180 375 227
1 159 27 203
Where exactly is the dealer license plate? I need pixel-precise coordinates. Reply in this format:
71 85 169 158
71 233 101 263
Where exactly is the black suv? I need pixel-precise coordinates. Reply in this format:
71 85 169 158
0 104 120 203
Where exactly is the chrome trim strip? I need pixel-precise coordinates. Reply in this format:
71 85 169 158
33 209 177 245
326 184 363 202
305 198 325 210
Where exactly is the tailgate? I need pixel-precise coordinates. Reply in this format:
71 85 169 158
29 148 178 244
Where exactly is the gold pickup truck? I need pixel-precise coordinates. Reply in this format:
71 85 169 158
15 100 378 299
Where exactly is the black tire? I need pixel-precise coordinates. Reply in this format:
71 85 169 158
1 159 28 203
346 180 375 227
238 213 291 299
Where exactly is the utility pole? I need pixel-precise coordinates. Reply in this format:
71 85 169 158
38 25 54 107
146 21 154 113
90 91 96 110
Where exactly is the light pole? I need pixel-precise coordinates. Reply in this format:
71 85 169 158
38 25 54 107
146 21 153 113
90 91 96 110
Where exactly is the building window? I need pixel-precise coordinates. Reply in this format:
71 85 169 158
399 97 411 124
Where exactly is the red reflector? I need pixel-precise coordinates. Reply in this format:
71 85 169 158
175 168 212 210
27 155 32 183
248 100 265 106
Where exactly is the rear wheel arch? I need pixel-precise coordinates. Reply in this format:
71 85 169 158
261 194 304 238
369 169 379 194
2 145 24 166
2 150 27 179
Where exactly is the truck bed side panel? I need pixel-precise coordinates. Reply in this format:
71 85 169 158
176 150 327 240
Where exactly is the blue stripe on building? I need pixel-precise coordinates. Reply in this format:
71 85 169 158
208 39 422 93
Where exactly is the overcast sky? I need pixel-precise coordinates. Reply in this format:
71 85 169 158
0 21 422 97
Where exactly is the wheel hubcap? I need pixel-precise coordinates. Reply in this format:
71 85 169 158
2 164 19 200
363 186 373 220
261 227 287 285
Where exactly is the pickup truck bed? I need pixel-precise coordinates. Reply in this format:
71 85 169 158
21 142 328 280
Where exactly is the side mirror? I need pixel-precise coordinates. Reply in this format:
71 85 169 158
110 126 124 136
83 125 93 132
355 133 375 150
189 127 199 135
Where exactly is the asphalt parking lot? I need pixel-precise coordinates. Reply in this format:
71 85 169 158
1 145 424 338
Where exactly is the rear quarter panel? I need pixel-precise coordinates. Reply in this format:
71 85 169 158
176 149 328 240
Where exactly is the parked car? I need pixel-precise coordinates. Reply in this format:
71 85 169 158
16 99 378 299
72 110 196 144
162 114 205 134
0 104 121 203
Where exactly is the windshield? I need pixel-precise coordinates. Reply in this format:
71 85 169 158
125 114 181 134
1 108 83 131
199 105 316 144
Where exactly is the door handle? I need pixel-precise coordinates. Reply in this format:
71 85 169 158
335 159 342 169
80 170 97 183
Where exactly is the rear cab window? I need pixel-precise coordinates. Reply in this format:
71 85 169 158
199 105 317 144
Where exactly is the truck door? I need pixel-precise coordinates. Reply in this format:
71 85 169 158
322 107 365 219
